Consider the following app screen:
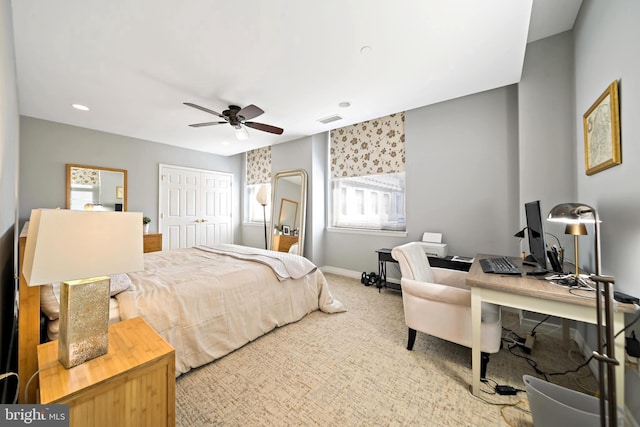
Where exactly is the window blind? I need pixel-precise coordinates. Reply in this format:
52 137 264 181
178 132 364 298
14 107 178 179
330 112 405 179
246 146 272 185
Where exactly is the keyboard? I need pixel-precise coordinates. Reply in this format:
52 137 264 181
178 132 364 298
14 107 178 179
480 257 522 275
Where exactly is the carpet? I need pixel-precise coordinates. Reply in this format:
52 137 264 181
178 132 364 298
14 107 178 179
175 273 598 426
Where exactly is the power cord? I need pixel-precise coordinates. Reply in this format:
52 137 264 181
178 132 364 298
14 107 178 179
467 384 530 427
24 369 40 404
0 372 19 404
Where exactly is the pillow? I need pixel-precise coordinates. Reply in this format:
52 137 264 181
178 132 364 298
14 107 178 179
39 274 132 320
109 273 132 297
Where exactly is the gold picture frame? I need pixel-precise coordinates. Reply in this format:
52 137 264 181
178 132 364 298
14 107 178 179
583 80 621 175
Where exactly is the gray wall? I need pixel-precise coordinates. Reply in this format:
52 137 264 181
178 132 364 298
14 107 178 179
574 0 640 296
1 0 20 402
518 31 576 255
19 117 243 239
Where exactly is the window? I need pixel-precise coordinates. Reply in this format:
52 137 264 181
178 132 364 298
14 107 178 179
246 183 271 223
331 173 405 230
245 146 272 224
329 112 406 232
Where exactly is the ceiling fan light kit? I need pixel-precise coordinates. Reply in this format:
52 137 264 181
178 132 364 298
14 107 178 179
184 102 284 140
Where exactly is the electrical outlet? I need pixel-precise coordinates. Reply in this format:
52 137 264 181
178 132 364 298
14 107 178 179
524 333 535 354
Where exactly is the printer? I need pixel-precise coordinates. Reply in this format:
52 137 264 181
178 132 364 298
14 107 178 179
417 232 448 258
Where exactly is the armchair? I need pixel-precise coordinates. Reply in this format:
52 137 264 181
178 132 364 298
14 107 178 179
391 242 502 379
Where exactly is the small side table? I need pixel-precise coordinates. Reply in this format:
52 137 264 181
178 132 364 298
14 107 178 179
375 248 472 292
38 317 176 427
143 232 163 253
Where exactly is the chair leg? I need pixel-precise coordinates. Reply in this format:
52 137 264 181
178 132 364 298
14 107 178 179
480 352 490 380
407 328 417 350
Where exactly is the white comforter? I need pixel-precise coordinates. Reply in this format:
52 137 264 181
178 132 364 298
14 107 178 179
116 246 344 376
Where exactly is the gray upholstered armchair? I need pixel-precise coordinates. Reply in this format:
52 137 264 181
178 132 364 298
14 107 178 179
391 242 502 379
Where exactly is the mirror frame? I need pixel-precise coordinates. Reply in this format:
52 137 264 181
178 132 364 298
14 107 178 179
269 169 307 256
278 198 298 229
66 164 128 211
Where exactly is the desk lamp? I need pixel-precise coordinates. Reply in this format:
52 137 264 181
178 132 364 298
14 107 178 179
22 209 143 368
256 184 270 249
547 203 617 426
564 223 588 275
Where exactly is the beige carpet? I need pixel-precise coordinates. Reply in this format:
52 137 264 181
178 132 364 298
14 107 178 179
175 273 598 426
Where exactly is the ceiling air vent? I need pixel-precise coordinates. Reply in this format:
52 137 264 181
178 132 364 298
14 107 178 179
318 114 343 124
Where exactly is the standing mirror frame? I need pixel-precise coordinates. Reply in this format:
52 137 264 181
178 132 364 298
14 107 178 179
269 169 307 256
66 164 128 211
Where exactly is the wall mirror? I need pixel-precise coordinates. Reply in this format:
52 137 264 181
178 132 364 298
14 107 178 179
66 164 127 211
269 169 307 256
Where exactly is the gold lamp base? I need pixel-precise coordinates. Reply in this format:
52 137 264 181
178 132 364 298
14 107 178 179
59 276 110 368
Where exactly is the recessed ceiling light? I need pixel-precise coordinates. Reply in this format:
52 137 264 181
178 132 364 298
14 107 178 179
72 104 90 111
360 46 372 55
338 101 351 108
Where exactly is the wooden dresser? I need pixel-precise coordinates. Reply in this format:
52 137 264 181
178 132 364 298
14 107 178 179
38 316 175 427
143 233 162 253
272 234 298 253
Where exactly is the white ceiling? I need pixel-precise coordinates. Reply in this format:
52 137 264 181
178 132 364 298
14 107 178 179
11 0 582 157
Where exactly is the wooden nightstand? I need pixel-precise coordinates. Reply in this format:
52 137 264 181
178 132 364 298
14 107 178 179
272 234 298 252
38 317 175 427
143 233 162 253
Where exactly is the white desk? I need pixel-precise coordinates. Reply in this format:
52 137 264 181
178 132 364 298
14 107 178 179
467 254 635 406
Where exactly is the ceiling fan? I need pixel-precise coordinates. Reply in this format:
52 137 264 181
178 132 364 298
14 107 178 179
184 102 284 140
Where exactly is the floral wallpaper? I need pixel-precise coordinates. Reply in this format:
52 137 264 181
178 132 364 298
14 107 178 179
246 146 272 185
330 112 405 178
70 167 100 185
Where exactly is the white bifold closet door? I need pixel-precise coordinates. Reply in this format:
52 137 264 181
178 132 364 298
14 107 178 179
159 164 233 250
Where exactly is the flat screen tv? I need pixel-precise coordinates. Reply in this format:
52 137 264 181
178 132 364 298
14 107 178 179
525 200 547 269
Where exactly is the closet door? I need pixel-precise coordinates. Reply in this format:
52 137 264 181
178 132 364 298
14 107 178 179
198 172 232 246
159 165 232 250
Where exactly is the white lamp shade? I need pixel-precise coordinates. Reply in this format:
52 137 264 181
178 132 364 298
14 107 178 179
256 184 270 206
22 209 144 286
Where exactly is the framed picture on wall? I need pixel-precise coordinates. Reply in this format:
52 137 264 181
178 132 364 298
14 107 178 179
282 225 290 236
583 80 621 175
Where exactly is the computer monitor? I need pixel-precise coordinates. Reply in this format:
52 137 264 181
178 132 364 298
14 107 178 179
524 200 547 269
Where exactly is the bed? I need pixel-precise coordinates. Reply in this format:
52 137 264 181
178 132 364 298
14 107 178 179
17 224 344 402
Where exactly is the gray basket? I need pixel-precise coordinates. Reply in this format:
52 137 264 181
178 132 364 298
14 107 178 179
523 375 605 426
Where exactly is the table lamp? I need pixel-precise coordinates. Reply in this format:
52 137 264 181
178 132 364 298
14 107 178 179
22 209 144 368
564 223 587 275
547 203 617 426
256 184 270 249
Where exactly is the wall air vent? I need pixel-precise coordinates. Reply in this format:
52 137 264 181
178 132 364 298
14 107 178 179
318 114 343 124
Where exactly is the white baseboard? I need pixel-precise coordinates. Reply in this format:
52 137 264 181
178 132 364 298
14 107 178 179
320 266 400 285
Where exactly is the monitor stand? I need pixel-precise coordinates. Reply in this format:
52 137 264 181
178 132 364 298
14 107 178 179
523 254 540 267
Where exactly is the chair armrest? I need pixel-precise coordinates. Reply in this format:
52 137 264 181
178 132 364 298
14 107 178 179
400 277 471 306
432 267 470 290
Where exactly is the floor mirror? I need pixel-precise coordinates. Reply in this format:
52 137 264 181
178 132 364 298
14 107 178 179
269 169 307 256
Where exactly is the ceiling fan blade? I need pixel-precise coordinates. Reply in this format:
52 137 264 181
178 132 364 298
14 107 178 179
188 121 227 128
245 122 284 135
237 104 264 121
183 102 226 119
